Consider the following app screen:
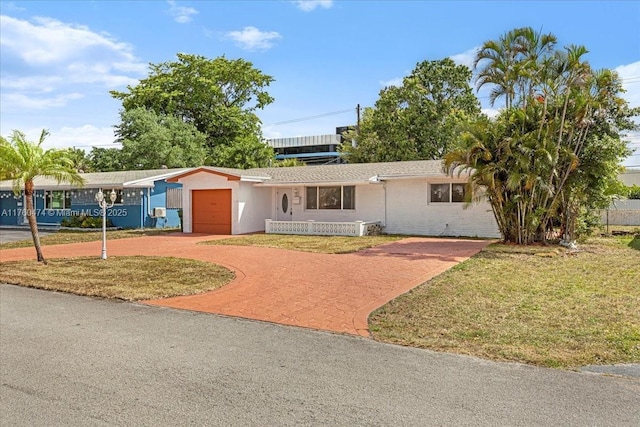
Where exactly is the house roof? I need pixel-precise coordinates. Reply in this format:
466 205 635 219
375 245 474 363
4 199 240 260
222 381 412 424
167 160 460 186
257 160 451 184
0 160 461 192
0 168 188 191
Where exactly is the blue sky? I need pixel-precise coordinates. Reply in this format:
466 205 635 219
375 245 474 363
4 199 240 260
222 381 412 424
1 0 639 167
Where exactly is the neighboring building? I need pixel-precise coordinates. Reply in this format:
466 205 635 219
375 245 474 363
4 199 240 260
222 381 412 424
167 160 500 238
601 169 640 226
619 168 640 186
268 134 343 165
0 169 186 229
266 126 357 165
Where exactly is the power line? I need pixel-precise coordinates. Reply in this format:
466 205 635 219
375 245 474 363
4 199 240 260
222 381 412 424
265 109 354 126
69 143 121 149
264 74 640 127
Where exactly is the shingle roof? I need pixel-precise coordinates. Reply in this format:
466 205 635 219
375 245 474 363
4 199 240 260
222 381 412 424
0 160 459 192
0 168 188 191
178 160 452 185
254 160 448 184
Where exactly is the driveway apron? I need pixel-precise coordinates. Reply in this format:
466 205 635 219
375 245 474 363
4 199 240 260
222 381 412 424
0 234 490 336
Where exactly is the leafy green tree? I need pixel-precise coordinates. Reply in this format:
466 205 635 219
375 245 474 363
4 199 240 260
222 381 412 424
210 135 275 169
88 147 125 172
271 158 306 167
445 27 637 244
110 53 274 164
0 130 85 263
116 107 207 169
341 58 481 163
66 147 93 173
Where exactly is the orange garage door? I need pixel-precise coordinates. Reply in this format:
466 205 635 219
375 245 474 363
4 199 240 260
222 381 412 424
191 189 232 234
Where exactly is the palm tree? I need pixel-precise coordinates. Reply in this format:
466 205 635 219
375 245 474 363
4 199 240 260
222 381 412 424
0 130 85 263
474 27 557 110
474 28 522 109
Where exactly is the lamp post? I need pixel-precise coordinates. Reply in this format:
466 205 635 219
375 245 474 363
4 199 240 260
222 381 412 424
95 189 117 260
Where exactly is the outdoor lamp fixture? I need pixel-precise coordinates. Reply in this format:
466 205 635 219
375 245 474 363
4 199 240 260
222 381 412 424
95 189 117 260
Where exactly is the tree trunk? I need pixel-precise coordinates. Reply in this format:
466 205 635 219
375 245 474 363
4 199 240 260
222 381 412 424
24 181 47 264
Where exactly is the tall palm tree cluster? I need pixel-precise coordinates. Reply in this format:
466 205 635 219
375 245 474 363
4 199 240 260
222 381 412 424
445 27 638 244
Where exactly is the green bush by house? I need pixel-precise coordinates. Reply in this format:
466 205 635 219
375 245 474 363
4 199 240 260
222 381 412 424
61 214 114 228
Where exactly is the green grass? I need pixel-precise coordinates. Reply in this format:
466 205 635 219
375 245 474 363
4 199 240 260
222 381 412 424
200 233 404 254
0 256 234 301
369 235 640 368
0 228 179 250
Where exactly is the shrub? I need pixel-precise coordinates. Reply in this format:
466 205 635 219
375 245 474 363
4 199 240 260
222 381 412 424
627 184 640 199
61 214 113 228
575 208 601 241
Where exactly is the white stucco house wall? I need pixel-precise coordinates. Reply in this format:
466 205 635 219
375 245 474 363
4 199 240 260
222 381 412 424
167 160 501 238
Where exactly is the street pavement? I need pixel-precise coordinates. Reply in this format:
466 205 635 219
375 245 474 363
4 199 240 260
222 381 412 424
1 284 638 426
0 228 55 245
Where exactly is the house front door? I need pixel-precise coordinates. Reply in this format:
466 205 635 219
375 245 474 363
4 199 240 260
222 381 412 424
276 188 293 221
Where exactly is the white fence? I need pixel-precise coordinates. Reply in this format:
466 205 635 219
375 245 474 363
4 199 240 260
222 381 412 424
265 220 381 236
600 200 640 226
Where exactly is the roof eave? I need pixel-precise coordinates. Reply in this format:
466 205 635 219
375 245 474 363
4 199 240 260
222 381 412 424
123 169 190 186
254 179 373 187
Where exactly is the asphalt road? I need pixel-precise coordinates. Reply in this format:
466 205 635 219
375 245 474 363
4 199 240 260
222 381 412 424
1 284 639 426
0 228 54 244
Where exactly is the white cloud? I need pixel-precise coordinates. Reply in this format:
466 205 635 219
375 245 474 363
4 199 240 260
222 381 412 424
0 76 64 93
615 61 640 167
225 26 282 51
262 126 282 140
293 1 333 12
1 2 26 12
0 16 139 66
481 108 500 119
615 61 640 108
450 47 479 69
7 125 119 150
44 125 119 150
167 0 198 24
379 77 403 88
0 15 146 110
1 92 84 110
65 63 141 87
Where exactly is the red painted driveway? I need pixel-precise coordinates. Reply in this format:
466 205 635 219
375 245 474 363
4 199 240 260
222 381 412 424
1 234 490 336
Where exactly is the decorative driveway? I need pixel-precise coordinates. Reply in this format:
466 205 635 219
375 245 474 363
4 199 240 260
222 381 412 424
0 234 490 336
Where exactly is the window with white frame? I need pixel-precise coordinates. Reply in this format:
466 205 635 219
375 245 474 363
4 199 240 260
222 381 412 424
430 183 467 203
45 190 72 210
306 185 355 210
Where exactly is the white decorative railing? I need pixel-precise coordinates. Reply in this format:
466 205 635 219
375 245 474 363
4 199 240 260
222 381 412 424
265 220 381 236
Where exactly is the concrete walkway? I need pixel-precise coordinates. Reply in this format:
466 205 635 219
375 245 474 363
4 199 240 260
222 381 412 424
0 234 490 336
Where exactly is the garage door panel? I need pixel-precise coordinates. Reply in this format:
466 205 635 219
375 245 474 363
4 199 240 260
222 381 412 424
192 190 232 234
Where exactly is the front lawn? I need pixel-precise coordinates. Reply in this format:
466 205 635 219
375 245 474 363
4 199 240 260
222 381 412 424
369 234 640 368
0 256 234 300
200 234 404 254
0 228 179 250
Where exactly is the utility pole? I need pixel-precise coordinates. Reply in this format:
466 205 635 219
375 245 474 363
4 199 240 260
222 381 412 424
356 104 361 134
